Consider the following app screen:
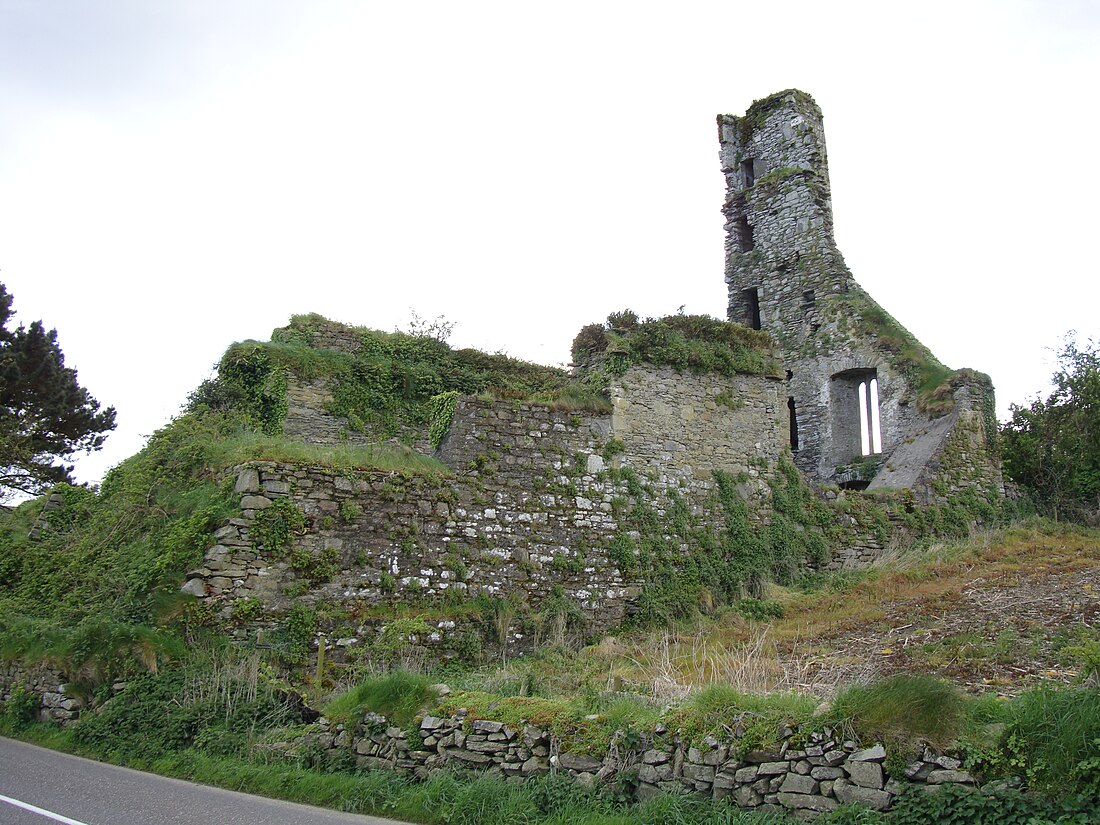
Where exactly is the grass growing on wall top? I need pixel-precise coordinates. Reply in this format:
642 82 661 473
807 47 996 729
211 430 450 475
572 311 778 380
323 671 438 727
203 315 599 443
829 674 970 751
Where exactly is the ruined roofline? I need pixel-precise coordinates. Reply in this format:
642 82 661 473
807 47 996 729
716 88 821 132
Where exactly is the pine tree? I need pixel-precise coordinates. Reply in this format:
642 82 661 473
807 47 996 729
0 283 116 498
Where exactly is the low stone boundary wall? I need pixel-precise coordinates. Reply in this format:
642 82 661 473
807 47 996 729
0 662 83 723
288 708 978 816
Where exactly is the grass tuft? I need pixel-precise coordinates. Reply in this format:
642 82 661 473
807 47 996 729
830 674 967 750
322 670 437 727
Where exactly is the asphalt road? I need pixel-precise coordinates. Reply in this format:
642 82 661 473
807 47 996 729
0 737 412 825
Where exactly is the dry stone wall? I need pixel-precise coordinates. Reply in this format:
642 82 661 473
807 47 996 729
0 662 82 723
285 707 980 816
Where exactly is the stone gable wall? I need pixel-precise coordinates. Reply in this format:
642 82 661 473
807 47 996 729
607 366 785 509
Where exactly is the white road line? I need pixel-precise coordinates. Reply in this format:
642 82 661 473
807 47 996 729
0 793 91 825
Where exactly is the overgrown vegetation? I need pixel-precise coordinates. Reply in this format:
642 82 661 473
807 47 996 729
611 456 829 629
5 659 1100 823
199 314 590 443
323 670 437 727
830 674 969 751
3 308 1100 821
0 409 240 627
572 310 778 383
1002 335 1100 523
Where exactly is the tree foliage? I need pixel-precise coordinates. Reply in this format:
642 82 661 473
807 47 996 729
0 283 116 498
1001 336 1100 521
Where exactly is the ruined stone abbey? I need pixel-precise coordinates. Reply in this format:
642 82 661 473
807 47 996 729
178 89 1003 654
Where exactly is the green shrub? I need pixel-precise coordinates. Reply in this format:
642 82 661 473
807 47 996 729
573 311 777 379
251 498 307 555
339 500 362 523
2 684 40 728
886 782 1077 825
70 655 301 763
732 598 784 622
0 410 238 627
232 597 264 624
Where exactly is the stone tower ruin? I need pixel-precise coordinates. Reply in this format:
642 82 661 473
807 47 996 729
719 90 1002 499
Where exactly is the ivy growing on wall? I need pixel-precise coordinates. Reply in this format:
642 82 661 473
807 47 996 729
212 344 290 435
202 317 584 447
427 391 459 449
610 455 829 629
251 498 307 555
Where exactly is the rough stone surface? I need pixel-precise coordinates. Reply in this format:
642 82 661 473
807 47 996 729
833 778 892 810
926 769 975 785
719 90 1002 506
191 364 792 654
845 760 885 789
849 744 887 762
777 792 837 812
779 773 818 795
557 753 603 773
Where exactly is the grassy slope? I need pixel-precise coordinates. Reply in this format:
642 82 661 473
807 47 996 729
567 521 1100 699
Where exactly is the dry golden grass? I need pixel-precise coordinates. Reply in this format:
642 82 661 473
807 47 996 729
583 523 1100 699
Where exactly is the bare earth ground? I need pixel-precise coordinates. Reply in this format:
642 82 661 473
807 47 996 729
776 531 1100 696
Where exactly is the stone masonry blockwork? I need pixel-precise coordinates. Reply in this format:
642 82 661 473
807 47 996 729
184 365 792 651
719 90 1002 501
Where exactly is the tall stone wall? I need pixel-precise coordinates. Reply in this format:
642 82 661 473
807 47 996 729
607 366 786 509
283 377 367 446
184 365 792 652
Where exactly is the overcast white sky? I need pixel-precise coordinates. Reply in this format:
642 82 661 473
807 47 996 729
1 0 1097 487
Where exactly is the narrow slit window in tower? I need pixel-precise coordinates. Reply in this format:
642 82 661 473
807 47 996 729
742 288 761 330
802 290 815 309
788 397 799 450
740 158 755 187
857 378 883 456
736 215 754 252
869 378 882 453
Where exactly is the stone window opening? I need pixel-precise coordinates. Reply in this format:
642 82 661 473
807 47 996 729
858 377 883 456
802 290 815 309
829 368 883 472
742 287 761 330
788 397 799 450
740 158 755 188
736 214 755 252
